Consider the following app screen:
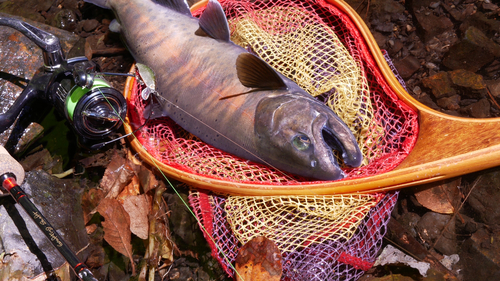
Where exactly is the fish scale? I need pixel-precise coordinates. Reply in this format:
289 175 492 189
86 0 363 180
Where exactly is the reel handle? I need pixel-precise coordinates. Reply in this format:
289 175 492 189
0 15 64 68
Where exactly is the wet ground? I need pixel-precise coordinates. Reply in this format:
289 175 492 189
0 0 499 280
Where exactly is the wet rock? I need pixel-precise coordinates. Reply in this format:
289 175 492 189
467 98 491 118
416 212 457 255
443 26 500 72
388 39 404 56
486 79 500 98
484 59 500 79
413 8 454 42
0 1 45 23
81 19 100 33
417 93 440 110
456 213 481 235
459 12 500 38
410 0 437 9
398 212 421 238
466 169 500 225
437 94 460 110
449 69 486 90
482 2 499 12
373 21 395 33
51 9 78 31
459 227 500 281
394 55 421 79
371 0 405 14
422 72 456 99
372 31 387 49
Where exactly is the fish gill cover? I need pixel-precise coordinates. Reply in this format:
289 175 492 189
127 0 418 184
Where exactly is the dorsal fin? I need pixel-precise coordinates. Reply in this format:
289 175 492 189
197 0 230 42
236 53 287 90
153 0 191 16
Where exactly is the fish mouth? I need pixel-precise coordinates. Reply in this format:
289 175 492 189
322 127 363 168
309 111 363 180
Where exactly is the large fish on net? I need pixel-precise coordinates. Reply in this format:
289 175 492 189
85 0 363 180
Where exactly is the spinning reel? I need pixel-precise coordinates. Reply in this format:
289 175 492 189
0 15 128 148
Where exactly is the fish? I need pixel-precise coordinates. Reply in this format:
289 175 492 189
85 0 363 180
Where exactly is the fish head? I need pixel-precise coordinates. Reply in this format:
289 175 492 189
255 94 363 180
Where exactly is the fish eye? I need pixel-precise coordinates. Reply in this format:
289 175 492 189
292 134 312 151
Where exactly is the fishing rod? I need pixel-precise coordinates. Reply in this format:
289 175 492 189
0 146 98 281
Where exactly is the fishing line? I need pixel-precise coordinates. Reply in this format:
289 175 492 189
97 87 247 280
130 18 313 183
151 92 298 183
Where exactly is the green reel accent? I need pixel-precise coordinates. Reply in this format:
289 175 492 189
66 78 111 121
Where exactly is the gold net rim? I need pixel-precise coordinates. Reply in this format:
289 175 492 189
123 0 500 195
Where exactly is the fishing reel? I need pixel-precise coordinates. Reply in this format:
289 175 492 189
0 15 127 148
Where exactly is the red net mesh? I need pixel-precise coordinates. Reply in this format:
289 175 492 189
126 0 418 185
125 0 413 279
189 190 398 280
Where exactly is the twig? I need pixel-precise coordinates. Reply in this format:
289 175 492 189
486 88 500 111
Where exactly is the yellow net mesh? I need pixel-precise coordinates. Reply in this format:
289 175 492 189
223 194 381 253
229 6 383 165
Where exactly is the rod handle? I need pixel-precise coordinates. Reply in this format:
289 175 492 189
0 145 24 184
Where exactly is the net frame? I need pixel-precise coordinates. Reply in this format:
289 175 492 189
122 0 413 279
125 0 419 191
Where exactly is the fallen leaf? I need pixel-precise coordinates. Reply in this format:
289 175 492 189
101 153 136 199
79 149 119 168
138 166 160 194
122 194 150 240
97 198 136 275
235 236 282 281
117 175 141 203
86 224 98 235
413 178 461 214
81 188 105 224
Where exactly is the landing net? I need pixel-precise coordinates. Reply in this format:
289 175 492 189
126 0 417 279
128 0 418 183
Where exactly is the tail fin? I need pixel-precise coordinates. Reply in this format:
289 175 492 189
84 0 110 9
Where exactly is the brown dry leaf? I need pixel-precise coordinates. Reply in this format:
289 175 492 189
122 194 150 240
79 149 120 168
414 178 461 214
117 175 141 203
97 198 136 275
235 236 282 281
138 166 160 194
101 153 136 199
81 188 105 224
86 224 98 235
